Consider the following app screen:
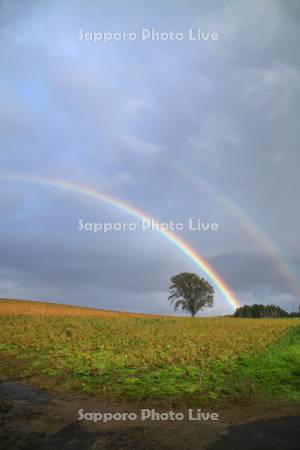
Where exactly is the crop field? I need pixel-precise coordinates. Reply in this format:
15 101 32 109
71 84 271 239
0 299 299 402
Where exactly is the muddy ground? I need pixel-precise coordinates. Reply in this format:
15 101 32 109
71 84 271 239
0 382 299 450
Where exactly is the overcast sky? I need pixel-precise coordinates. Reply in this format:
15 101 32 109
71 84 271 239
0 0 300 315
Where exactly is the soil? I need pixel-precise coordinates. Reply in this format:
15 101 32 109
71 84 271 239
0 381 299 450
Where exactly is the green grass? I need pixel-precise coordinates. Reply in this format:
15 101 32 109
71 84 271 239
0 303 299 402
228 324 300 400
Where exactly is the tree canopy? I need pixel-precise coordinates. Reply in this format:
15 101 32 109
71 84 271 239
233 304 289 318
168 272 214 317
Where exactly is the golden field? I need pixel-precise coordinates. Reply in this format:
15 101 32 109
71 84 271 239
0 299 299 400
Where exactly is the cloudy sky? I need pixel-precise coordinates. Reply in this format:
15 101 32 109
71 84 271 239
1 0 300 315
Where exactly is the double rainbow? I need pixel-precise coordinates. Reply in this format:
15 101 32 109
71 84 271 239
155 153 300 299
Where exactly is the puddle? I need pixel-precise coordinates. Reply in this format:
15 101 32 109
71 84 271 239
0 382 49 405
0 382 299 449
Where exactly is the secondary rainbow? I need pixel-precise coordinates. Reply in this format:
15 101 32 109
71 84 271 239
156 154 300 298
0 172 239 310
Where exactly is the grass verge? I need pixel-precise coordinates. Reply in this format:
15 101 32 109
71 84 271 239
225 324 300 401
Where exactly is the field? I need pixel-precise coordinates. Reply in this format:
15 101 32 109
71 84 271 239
1 299 299 402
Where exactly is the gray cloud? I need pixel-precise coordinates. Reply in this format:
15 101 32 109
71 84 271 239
0 0 299 314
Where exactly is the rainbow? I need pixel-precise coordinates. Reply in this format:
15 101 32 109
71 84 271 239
0 173 240 310
156 155 300 298
198 180 300 298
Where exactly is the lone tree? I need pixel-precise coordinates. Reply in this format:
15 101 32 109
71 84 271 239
168 272 214 317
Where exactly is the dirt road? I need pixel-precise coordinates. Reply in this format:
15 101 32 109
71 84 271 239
0 382 299 449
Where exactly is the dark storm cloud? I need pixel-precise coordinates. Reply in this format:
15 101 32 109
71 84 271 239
0 0 299 313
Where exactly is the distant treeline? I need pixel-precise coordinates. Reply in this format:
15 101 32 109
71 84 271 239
233 304 294 318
